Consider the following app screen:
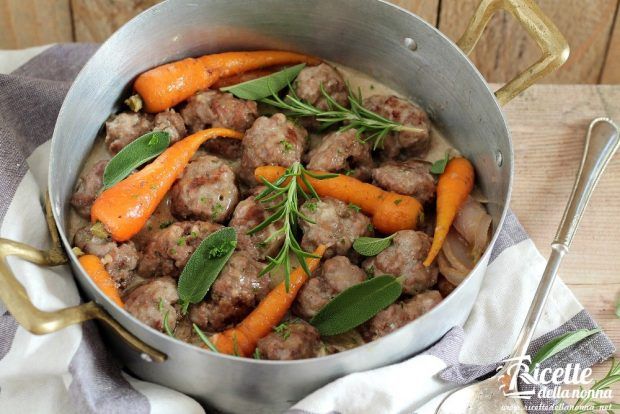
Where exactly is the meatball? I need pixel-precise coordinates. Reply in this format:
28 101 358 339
170 155 238 222
70 159 107 218
181 90 258 133
299 197 372 258
105 112 153 154
202 138 243 160
153 109 187 143
256 322 322 360
306 129 373 180
294 63 348 111
138 221 222 278
372 160 436 204
190 252 270 331
239 113 308 184
229 188 284 260
125 277 179 332
73 225 138 288
295 256 366 319
363 95 430 159
360 290 442 341
363 230 438 295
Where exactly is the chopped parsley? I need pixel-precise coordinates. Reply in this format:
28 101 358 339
280 140 294 152
211 203 224 220
348 203 361 212
305 202 318 212
159 220 174 229
274 322 291 340
394 199 403 205
176 236 186 246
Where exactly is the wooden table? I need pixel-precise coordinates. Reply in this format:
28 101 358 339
504 84 619 388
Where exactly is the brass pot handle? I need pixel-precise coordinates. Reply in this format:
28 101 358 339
458 0 569 105
0 194 166 363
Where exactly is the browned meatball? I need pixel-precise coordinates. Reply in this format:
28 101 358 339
372 160 436 204
256 322 322 360
70 159 107 218
181 90 258 133
360 290 442 341
74 225 138 288
138 221 222 278
363 95 430 159
153 109 187 143
363 230 437 295
125 277 179 332
239 113 308 184
306 129 373 180
294 63 348 111
229 188 285 260
299 197 372 258
295 256 366 319
190 252 270 331
170 155 238 222
105 112 153 154
202 138 243 160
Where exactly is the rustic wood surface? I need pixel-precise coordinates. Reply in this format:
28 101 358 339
505 83 619 393
0 0 618 85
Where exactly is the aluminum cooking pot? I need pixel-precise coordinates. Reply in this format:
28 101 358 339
0 0 568 412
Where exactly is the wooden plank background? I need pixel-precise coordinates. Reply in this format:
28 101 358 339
0 0 619 84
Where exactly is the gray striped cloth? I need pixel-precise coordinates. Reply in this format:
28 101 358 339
0 44 615 414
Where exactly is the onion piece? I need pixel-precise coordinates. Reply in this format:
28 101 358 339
453 196 492 260
437 250 469 286
442 229 475 273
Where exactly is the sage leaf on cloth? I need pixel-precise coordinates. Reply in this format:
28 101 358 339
220 63 306 100
529 328 601 372
352 234 395 257
103 131 170 188
310 275 402 336
177 227 237 312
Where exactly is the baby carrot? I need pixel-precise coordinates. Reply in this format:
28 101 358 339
78 255 124 308
254 166 423 234
134 50 321 113
91 128 243 242
423 157 475 266
210 245 326 357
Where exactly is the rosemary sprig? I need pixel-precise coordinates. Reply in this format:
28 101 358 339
248 162 336 291
563 357 620 414
261 84 425 150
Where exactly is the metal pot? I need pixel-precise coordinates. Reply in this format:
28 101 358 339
0 0 568 412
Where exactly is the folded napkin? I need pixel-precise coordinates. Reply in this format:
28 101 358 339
0 44 615 414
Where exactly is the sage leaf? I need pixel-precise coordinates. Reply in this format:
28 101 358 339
529 328 601 372
103 131 170 188
430 151 450 174
310 275 402 336
220 63 306 100
177 227 237 312
352 234 395 257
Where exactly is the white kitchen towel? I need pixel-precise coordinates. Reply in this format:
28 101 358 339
0 44 615 414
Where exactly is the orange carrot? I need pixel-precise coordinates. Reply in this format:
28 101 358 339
134 50 321 113
78 255 124 308
254 166 423 234
423 157 475 266
210 245 326 356
91 128 243 242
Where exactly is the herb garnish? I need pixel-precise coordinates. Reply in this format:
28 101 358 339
177 227 237 313
220 63 306 100
253 348 262 359
528 328 601 372
310 275 402 336
430 151 450 174
249 162 336 291
159 220 174 229
193 323 219 353
352 234 396 257
103 131 170 189
158 297 175 337
348 203 362 212
274 322 291 340
565 358 620 413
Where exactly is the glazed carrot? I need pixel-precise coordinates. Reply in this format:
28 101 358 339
210 245 326 356
78 255 124 308
423 157 475 267
254 166 423 234
91 128 243 242
134 50 321 113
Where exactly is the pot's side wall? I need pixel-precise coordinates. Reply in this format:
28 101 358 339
51 0 511 412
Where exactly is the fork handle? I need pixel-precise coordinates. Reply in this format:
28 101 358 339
509 117 620 361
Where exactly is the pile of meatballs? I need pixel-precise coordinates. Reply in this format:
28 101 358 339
71 63 454 360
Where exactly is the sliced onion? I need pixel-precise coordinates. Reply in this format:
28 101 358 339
442 229 475 273
437 250 469 286
454 196 492 260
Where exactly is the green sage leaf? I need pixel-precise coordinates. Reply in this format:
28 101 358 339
177 227 237 312
352 234 395 257
220 63 306 100
529 328 601 372
310 275 402 336
103 131 170 188
430 151 450 174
